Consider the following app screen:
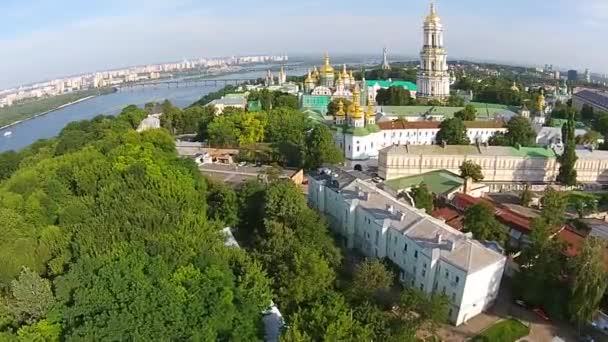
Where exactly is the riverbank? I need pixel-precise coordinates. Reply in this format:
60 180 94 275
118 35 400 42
0 95 98 131
0 88 114 129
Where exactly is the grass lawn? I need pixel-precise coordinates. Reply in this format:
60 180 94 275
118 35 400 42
471 318 530 342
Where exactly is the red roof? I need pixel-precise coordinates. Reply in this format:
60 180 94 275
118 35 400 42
432 207 460 222
431 207 464 231
495 209 533 232
559 228 585 258
452 193 488 210
377 120 440 130
452 193 533 232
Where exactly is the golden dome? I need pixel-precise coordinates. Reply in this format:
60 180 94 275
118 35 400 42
425 2 441 24
367 102 375 117
347 103 356 115
336 73 344 85
321 53 335 75
342 64 349 78
335 100 346 117
510 82 520 92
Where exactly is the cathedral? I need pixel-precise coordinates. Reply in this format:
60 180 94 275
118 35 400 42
416 2 451 100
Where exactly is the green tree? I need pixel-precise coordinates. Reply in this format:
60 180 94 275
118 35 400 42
305 125 344 169
488 132 509 146
376 87 413 106
569 194 598 219
540 188 568 228
557 112 578 186
285 294 373 342
350 260 394 302
0 151 23 181
463 203 506 244
274 94 299 109
207 115 240 147
206 179 239 227
454 104 477 121
576 130 601 145
7 267 55 325
436 118 470 145
515 217 567 317
410 182 434 213
520 185 533 207
505 115 536 147
568 237 608 329
459 160 484 193
397 288 449 334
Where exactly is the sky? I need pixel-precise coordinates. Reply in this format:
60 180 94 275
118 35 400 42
1 0 607 89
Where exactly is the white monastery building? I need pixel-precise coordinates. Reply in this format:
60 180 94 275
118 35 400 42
308 167 506 326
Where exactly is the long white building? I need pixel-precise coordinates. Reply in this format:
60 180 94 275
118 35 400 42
308 167 506 326
334 118 506 169
378 144 608 189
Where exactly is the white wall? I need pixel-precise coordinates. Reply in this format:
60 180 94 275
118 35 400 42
457 258 505 325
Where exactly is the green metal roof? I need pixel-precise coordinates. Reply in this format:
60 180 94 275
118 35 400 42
247 100 262 111
224 93 247 99
550 119 588 130
300 95 331 115
383 144 557 159
510 146 557 158
385 170 464 195
366 80 417 92
379 105 516 120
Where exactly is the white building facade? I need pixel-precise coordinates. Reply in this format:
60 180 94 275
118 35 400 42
333 120 506 167
308 168 506 326
378 145 608 187
416 2 451 100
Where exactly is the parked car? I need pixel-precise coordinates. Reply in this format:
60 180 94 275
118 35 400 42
532 308 550 321
514 299 528 308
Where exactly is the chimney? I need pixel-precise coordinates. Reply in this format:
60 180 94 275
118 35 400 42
386 204 394 214
446 240 456 252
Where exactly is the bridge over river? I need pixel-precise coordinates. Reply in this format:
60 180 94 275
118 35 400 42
117 78 259 91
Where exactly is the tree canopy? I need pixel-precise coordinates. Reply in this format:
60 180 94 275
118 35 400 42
463 203 506 245
454 104 477 121
436 118 470 145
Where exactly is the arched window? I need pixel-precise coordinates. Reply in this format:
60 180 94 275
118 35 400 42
432 34 436 46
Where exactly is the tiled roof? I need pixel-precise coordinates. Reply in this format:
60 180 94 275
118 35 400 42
559 228 585 258
376 120 506 131
338 181 505 273
377 120 440 130
381 144 557 158
464 121 506 129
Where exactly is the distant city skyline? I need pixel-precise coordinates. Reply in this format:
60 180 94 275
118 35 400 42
1 0 607 89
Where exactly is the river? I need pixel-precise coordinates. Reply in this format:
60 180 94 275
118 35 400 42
0 64 311 152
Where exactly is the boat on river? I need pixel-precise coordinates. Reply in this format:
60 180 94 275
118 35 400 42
3 131 12 137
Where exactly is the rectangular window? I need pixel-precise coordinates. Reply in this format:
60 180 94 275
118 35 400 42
445 270 449 279
394 236 397 244
420 284 424 291
414 250 418 259
455 276 460 284
422 270 426 277
375 231 379 245
404 243 408 251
